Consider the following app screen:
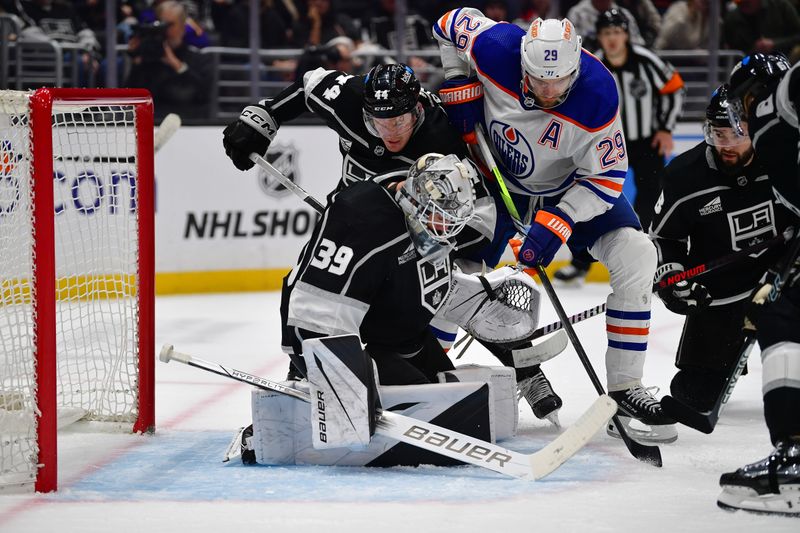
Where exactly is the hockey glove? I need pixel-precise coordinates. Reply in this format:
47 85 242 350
657 278 712 315
222 104 278 171
518 207 573 267
438 76 485 144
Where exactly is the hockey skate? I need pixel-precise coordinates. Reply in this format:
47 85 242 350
553 263 589 285
717 440 800 516
606 384 678 444
518 366 563 427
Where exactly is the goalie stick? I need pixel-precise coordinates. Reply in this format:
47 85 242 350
474 126 662 467
154 113 181 152
660 231 800 433
159 344 616 480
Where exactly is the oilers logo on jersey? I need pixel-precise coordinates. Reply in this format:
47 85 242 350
490 121 533 178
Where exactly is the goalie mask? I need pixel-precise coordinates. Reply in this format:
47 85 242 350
521 18 582 109
397 153 477 246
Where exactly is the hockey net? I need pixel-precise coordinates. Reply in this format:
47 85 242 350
0 89 155 492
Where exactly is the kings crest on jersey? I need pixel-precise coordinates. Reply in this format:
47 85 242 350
280 180 453 357
434 9 628 215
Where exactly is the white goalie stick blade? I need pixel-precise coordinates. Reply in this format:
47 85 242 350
154 113 181 152
511 330 568 368
159 344 617 480
379 394 616 480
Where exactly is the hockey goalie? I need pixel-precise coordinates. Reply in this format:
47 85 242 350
227 153 552 467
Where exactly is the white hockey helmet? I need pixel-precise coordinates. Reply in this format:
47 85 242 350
398 153 476 243
520 18 582 108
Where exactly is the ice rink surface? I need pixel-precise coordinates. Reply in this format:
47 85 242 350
1 284 797 532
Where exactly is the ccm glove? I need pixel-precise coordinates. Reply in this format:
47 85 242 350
438 76 484 143
518 207 573 267
222 104 278 171
657 278 712 315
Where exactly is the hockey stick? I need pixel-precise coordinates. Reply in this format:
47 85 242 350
154 113 181 152
159 344 616 480
535 265 663 466
250 153 325 213
660 231 800 433
495 228 795 349
474 127 661 466
454 328 568 366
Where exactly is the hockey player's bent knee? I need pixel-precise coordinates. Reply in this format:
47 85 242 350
592 228 656 293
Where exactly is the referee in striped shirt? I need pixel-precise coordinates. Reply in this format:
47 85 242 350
555 8 685 283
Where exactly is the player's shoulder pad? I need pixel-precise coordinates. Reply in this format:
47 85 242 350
553 50 619 132
469 23 526 93
333 181 408 236
303 68 361 98
660 142 708 190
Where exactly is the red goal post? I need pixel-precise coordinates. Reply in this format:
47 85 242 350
0 88 155 493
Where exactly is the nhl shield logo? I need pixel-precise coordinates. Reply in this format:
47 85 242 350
258 144 299 198
727 201 776 258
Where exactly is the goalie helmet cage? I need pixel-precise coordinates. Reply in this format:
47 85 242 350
0 88 155 493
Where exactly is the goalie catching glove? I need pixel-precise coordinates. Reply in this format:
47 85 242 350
436 265 541 345
222 103 278 171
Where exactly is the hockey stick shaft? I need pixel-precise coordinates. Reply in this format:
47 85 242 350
154 113 181 152
473 127 660 465
159 344 616 480
250 153 325 213
535 265 663 466
662 231 800 433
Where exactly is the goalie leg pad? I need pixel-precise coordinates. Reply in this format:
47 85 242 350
250 380 492 467
302 335 380 450
437 364 518 440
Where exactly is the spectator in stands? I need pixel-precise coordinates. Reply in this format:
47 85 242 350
11 0 101 86
363 0 439 83
294 37 354 77
566 0 646 49
723 0 800 61
513 0 554 26
290 0 359 48
654 0 709 50
140 0 210 49
210 0 294 49
125 0 212 120
616 0 661 47
483 0 509 21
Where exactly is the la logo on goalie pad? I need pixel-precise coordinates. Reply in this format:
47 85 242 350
302 335 380 450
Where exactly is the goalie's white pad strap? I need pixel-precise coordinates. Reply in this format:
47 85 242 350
438 364 518 440
303 335 376 450
437 266 541 343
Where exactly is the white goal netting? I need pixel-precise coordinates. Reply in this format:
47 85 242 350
0 89 152 491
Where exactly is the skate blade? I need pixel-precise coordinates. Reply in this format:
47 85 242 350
717 485 800 516
606 416 678 444
544 409 561 429
223 426 246 463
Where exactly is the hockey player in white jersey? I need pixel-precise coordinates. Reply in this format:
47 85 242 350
432 9 676 443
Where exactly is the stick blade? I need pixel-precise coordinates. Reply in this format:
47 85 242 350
613 414 663 467
660 395 716 434
531 394 617 479
154 113 181 151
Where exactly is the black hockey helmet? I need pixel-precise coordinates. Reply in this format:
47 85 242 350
363 64 421 119
706 84 733 127
595 8 629 34
728 53 790 100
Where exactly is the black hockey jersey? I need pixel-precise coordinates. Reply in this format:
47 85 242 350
263 67 495 256
651 143 795 304
746 62 800 220
280 179 453 359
